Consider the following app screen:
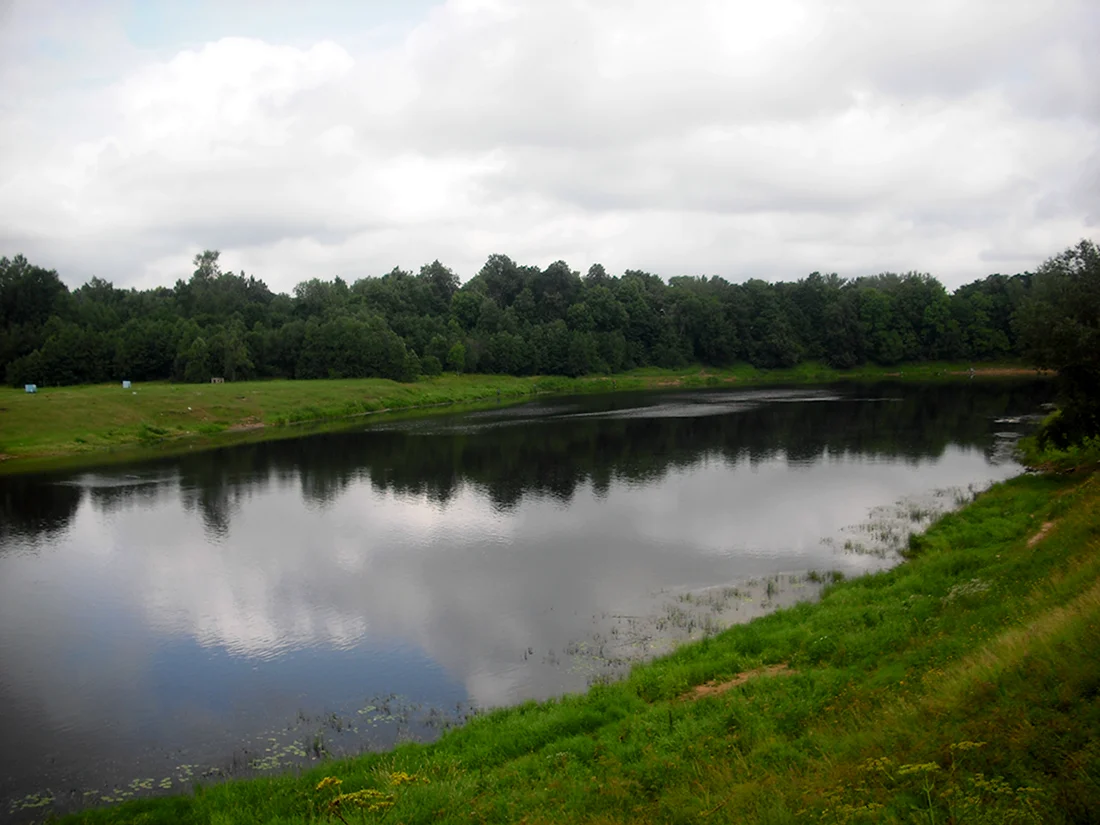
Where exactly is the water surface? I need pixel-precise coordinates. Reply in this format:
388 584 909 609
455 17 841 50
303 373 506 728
0 380 1052 819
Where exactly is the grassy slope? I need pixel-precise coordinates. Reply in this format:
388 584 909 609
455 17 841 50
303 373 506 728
0 361 1040 468
55 469 1100 824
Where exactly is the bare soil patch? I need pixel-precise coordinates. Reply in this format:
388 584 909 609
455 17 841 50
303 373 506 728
228 417 266 433
1028 521 1057 548
949 367 1051 377
682 664 794 700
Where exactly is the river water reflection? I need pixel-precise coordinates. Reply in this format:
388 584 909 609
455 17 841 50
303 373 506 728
0 380 1053 818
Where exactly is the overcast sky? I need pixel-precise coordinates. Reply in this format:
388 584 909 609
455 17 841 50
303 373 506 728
1 0 1097 293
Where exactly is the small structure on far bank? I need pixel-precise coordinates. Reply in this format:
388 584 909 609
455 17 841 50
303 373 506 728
211 377 225 384
24 384 36 393
122 380 131 389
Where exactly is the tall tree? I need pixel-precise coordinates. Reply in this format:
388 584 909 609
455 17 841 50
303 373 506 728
1015 240 1100 445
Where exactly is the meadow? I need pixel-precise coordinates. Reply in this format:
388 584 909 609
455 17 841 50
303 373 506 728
0 361 1041 471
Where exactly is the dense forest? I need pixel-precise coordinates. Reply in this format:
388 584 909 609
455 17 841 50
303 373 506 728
1 247 1048 389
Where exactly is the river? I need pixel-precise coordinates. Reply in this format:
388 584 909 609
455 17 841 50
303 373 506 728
0 379 1053 819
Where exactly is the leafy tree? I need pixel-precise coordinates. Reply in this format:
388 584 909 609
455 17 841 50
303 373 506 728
115 319 175 380
0 255 70 378
596 330 628 373
585 263 610 285
181 336 213 383
531 261 581 322
475 296 505 336
821 293 863 368
418 260 459 314
512 286 538 327
859 288 905 365
0 244 1067 388
421 354 443 376
1015 239 1100 445
585 285 628 333
566 302 595 332
425 334 452 367
743 280 802 368
485 332 530 375
0 255 69 328
211 323 254 382
530 321 571 374
567 330 600 376
475 254 524 307
451 291 482 332
446 341 466 374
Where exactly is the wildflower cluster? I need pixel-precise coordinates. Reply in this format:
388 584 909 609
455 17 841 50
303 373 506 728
817 742 1044 823
314 770 428 822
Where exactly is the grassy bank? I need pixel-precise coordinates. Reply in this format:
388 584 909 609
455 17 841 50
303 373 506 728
47 466 1098 824
0 361 1042 470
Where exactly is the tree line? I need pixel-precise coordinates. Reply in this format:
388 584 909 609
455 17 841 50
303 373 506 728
2 247 1056 389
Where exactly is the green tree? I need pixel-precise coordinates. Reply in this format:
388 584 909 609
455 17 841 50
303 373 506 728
859 288 904 365
446 341 466 373
585 285 628 333
418 260 459 314
421 354 443 376
743 280 802 368
567 330 600 376
476 254 525 307
0 255 70 378
1015 239 1100 445
451 291 482 331
212 323 254 381
182 336 213 383
585 263 610 285
485 331 530 375
0 245 1058 388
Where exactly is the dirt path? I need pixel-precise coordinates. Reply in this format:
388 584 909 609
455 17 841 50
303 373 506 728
682 664 794 700
1028 520 1057 547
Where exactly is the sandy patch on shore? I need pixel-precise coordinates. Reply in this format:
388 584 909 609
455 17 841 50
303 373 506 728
228 417 266 432
950 368 1051 377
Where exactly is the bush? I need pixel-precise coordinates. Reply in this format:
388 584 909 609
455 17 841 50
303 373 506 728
420 355 443 377
1019 418 1100 473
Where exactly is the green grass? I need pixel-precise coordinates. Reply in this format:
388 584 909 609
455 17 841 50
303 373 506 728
1017 411 1100 475
0 361 1042 471
1021 434 1100 475
46 468 1100 824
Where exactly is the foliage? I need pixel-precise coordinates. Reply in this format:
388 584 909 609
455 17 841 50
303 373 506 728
4 241 1084 388
1019 423 1100 474
1015 239 1100 446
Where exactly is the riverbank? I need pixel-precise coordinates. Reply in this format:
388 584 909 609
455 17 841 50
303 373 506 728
0 361 1045 472
41 464 1098 824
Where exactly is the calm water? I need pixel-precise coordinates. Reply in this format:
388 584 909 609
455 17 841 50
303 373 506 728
0 380 1052 818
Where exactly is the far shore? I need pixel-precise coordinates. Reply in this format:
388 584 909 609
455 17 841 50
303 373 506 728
0 362 1050 474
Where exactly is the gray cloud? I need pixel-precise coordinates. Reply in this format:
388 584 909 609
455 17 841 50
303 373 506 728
0 0 1096 291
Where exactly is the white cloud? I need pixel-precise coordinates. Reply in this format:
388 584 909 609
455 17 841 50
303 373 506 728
0 0 1096 290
